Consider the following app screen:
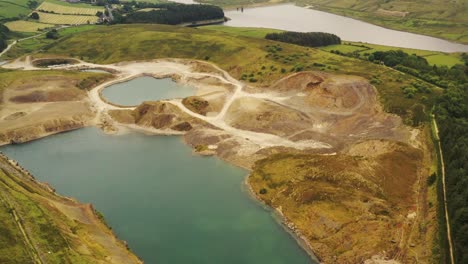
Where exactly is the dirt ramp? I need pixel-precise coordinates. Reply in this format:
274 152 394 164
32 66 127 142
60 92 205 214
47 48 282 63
271 71 326 92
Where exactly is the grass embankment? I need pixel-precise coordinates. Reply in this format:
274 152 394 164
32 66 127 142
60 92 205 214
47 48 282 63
35 24 441 123
0 154 139 263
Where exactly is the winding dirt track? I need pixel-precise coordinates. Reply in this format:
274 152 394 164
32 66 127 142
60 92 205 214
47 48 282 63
2 59 332 150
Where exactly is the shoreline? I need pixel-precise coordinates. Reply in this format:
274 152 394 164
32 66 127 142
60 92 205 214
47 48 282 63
0 152 143 263
298 4 468 46
221 2 468 49
241 175 321 263
0 58 326 263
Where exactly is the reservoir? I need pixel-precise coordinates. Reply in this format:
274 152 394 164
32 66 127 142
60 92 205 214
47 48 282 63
102 77 195 106
224 4 468 53
1 128 314 264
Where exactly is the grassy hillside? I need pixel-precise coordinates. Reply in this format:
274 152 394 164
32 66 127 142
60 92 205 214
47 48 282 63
0 25 97 59
0 152 140 263
205 25 464 67
0 0 44 21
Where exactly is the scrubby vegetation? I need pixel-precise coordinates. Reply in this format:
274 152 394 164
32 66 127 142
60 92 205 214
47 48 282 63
265 31 341 47
46 28 59 39
113 3 224 25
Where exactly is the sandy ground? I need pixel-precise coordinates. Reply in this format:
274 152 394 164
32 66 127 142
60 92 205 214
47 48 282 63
3 58 336 150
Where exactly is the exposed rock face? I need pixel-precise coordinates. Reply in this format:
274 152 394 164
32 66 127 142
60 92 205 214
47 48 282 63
0 71 110 146
0 118 88 144
110 101 212 132
224 71 410 153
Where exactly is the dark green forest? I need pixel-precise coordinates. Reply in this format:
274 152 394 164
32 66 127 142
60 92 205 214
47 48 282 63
436 77 468 264
265 31 341 47
113 3 224 25
0 24 9 52
368 50 467 89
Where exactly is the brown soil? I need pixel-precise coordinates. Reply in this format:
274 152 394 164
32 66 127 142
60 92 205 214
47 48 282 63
225 71 410 150
249 138 431 263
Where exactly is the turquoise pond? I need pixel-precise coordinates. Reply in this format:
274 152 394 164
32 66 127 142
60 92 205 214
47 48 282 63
101 76 195 106
1 128 315 264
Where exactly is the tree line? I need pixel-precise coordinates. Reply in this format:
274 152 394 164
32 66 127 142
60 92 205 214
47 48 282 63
265 31 341 47
436 79 468 264
0 24 9 53
368 50 466 89
112 3 224 25
368 51 468 262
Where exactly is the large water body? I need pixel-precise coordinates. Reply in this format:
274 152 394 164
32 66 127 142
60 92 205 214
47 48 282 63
1 128 314 264
224 4 468 53
102 77 195 106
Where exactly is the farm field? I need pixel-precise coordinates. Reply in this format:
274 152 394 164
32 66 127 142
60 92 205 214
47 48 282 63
37 12 98 25
4 20 52 32
37 1 104 15
321 42 464 67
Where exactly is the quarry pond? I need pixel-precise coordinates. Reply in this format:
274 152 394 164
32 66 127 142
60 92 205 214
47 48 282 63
102 77 195 106
224 4 468 53
1 127 315 264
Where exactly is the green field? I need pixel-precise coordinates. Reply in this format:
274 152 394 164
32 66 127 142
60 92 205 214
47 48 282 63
203 25 282 38
4 20 52 32
321 42 464 67
44 0 103 9
37 11 98 25
37 1 104 15
0 0 44 20
205 26 463 67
